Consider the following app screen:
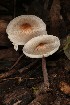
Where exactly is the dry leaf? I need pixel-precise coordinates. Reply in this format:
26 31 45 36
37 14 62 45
59 81 70 95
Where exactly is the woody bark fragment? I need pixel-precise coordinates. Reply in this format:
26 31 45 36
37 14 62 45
50 0 61 36
3 87 33 105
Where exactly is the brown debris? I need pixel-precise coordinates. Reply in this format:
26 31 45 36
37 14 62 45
0 47 20 61
50 0 61 36
0 59 38 79
59 81 70 95
32 82 51 97
0 32 11 46
3 87 33 105
0 20 8 33
0 19 11 46
28 94 48 105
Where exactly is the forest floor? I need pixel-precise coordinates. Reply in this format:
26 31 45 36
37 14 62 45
0 0 70 105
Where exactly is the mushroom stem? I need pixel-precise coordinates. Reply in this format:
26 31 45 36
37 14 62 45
42 56 49 89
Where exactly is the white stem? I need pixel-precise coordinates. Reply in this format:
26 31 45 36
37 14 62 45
13 43 18 51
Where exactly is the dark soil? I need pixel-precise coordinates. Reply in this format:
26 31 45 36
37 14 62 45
0 0 70 105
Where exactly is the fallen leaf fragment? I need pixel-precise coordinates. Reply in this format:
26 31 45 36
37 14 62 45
59 81 70 95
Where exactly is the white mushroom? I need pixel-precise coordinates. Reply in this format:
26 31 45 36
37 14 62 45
6 15 47 51
23 35 60 90
23 35 60 58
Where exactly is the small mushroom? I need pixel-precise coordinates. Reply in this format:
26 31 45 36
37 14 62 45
6 15 47 51
23 35 60 90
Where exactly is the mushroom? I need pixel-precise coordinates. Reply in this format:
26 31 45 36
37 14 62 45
6 15 47 51
23 35 60 90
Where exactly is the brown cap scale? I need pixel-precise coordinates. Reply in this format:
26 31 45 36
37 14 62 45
23 35 60 90
6 15 47 51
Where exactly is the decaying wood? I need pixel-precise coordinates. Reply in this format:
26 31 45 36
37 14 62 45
50 0 61 36
3 87 33 105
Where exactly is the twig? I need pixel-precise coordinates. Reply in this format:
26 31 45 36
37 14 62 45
18 59 38 73
10 53 24 70
0 77 42 83
0 69 16 79
0 59 38 79
0 54 23 79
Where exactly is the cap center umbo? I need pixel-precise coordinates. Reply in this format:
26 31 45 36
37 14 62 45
20 23 32 30
35 43 46 51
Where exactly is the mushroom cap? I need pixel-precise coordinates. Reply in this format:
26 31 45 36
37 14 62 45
6 15 47 46
23 35 60 58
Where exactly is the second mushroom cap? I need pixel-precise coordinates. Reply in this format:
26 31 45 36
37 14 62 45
23 35 60 58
